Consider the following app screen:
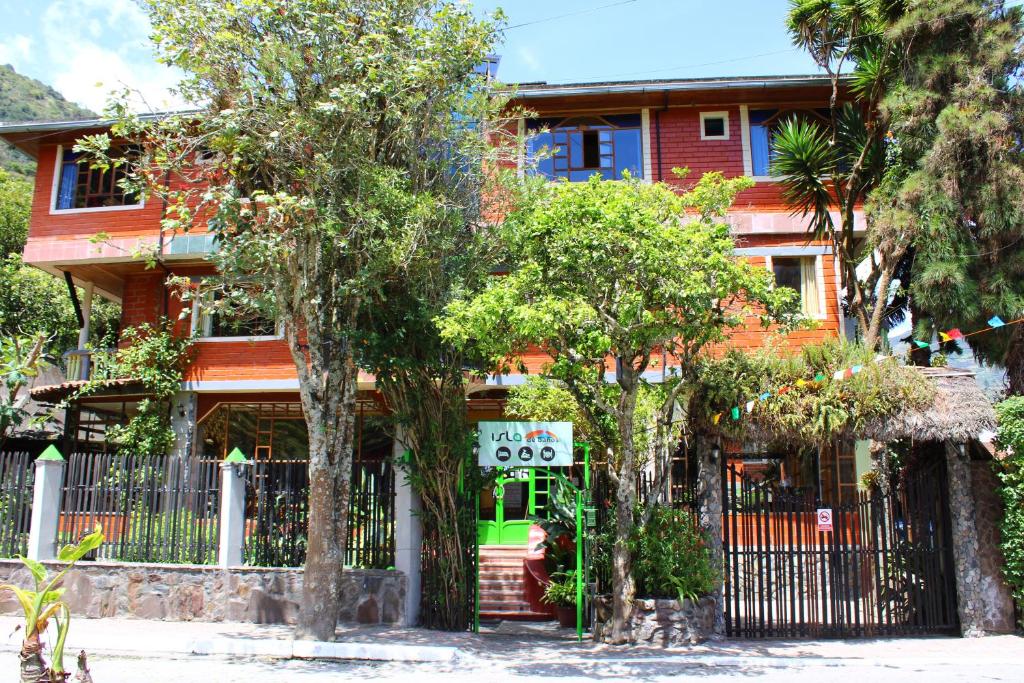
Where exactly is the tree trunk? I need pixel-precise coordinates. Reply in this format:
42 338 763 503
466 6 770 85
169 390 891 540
608 384 638 644
295 354 359 641
379 365 472 630
694 432 724 635
1006 323 1024 396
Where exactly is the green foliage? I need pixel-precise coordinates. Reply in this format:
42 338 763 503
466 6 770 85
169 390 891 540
0 64 94 180
74 320 194 455
995 396 1024 619
630 507 716 603
0 170 30 257
0 526 104 677
541 571 577 608
693 339 934 446
441 170 797 631
0 333 47 448
114 507 217 564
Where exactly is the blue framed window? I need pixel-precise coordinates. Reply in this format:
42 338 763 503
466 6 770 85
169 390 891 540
526 114 643 181
54 146 140 210
749 109 830 177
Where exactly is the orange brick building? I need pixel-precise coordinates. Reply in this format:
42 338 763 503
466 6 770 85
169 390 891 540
1 74 857 469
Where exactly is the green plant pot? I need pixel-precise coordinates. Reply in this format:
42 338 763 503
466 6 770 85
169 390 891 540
555 605 576 629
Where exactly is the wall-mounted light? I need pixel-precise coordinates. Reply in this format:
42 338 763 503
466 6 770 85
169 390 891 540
177 403 186 418
957 443 968 460
710 444 721 463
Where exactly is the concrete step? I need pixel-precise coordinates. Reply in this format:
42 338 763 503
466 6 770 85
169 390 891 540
479 600 534 612
478 590 527 603
479 609 554 622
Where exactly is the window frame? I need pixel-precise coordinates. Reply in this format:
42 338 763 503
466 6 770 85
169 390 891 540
765 253 827 320
744 108 830 182
190 286 284 343
524 114 646 183
699 111 730 141
49 144 146 215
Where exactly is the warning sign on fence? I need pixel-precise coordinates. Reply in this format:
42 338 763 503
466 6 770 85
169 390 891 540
817 508 833 532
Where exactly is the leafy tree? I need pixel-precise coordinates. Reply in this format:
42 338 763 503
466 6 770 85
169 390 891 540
880 1 1024 392
995 396 1024 620
440 172 798 642
0 170 30 257
775 0 903 350
92 0 505 639
0 332 47 451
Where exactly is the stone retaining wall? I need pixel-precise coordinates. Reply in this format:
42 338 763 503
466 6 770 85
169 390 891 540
592 594 717 646
0 560 405 625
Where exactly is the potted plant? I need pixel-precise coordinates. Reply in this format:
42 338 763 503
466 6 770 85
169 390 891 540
542 571 577 628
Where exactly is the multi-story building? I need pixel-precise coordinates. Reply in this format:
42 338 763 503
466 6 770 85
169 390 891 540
1 73 864 622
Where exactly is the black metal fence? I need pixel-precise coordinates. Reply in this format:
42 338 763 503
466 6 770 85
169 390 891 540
58 453 221 564
722 457 959 638
244 458 396 569
0 451 34 558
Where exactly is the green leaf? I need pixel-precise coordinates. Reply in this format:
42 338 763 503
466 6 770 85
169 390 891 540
18 556 47 587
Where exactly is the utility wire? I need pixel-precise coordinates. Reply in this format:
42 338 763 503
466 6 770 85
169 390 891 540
503 0 639 31
536 0 1024 83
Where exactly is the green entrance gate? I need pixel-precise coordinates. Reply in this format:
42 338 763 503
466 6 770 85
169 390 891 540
476 469 556 545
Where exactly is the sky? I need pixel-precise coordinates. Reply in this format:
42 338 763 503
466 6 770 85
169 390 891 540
0 0 823 114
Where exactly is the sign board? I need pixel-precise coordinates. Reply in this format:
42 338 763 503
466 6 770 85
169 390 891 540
816 508 833 532
477 421 573 467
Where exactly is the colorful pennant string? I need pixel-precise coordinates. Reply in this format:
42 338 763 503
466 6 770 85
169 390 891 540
713 313 1024 426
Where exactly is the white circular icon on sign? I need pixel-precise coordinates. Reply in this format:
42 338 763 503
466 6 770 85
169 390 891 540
816 508 833 531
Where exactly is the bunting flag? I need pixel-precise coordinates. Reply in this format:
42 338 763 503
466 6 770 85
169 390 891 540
713 313 1024 428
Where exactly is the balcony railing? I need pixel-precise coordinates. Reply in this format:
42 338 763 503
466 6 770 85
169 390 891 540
63 349 117 382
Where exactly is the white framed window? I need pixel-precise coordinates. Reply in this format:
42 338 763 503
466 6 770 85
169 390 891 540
766 254 826 319
50 144 145 214
190 289 283 342
699 111 729 141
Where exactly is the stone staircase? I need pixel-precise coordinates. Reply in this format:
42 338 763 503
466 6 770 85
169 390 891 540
478 545 552 621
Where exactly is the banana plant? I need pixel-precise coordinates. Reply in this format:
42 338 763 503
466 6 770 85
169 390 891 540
1 525 104 683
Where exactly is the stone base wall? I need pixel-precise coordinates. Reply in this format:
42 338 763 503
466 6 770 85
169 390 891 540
593 595 717 646
970 461 1017 633
0 560 405 626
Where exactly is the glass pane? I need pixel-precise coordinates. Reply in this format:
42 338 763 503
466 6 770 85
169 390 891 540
501 481 529 520
569 132 583 168
703 116 726 137
613 129 643 179
773 257 803 302
750 124 771 176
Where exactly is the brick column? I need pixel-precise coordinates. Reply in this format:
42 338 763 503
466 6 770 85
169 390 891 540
944 442 985 637
28 447 65 561
392 427 422 627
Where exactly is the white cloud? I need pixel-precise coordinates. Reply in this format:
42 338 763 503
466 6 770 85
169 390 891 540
517 46 542 75
0 35 34 69
40 0 188 113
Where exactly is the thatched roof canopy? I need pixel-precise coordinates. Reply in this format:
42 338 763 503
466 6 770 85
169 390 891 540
861 367 995 443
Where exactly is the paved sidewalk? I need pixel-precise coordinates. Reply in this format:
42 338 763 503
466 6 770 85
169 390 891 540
0 616 1020 682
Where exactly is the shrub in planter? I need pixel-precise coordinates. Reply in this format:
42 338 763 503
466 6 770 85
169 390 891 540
631 506 716 602
541 571 577 628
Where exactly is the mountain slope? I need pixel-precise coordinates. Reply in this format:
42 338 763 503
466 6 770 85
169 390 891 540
0 64 95 179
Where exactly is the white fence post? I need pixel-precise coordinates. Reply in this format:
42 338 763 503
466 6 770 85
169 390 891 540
28 446 65 561
392 427 422 627
219 449 249 568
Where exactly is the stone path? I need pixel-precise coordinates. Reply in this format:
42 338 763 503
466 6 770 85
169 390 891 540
0 616 1020 682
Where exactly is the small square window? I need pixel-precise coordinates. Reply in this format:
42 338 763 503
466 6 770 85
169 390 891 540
700 112 729 140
